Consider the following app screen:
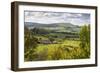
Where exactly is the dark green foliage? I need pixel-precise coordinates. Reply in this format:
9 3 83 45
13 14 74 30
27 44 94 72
24 27 38 61
79 25 90 57
31 28 50 34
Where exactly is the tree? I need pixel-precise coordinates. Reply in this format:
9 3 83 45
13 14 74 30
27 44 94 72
79 25 90 57
24 26 38 61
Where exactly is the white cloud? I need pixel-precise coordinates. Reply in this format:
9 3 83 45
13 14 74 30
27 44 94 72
25 11 90 25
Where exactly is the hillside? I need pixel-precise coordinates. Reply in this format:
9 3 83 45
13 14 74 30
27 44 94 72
25 22 81 33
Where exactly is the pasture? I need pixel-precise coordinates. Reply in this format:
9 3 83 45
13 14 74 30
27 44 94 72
25 39 90 61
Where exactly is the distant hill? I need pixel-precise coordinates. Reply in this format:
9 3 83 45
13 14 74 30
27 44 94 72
25 22 81 33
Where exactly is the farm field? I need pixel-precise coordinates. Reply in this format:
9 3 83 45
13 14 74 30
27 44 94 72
24 39 90 61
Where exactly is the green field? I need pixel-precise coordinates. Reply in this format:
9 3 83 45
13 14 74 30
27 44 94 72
25 39 90 61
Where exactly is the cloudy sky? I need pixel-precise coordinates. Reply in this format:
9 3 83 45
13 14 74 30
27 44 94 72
25 11 90 26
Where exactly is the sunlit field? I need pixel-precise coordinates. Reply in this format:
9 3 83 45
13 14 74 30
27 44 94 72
25 38 90 61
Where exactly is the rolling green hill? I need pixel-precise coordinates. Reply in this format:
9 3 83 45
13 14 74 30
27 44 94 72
25 22 81 33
